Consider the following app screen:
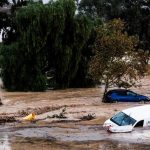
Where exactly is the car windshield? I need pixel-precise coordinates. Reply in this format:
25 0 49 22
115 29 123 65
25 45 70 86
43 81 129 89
110 112 136 126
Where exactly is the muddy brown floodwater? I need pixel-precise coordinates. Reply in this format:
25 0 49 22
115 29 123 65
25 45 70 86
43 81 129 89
1 125 150 150
0 76 150 149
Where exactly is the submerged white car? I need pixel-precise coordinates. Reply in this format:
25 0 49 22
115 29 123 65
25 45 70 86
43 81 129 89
103 105 150 133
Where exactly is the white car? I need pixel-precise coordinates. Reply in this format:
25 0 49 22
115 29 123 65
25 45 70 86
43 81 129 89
103 105 150 133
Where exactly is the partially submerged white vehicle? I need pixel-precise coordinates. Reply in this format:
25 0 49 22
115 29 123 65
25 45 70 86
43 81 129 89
103 105 150 133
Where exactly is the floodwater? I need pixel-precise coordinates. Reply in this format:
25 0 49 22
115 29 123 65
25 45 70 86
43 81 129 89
0 76 150 149
1 124 150 150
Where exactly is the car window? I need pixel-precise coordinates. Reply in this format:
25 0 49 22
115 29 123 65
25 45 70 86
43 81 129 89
134 120 144 127
127 91 137 96
121 116 134 126
117 91 127 96
110 112 136 126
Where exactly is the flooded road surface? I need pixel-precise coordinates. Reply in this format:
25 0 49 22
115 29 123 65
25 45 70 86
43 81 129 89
1 125 150 150
0 76 150 149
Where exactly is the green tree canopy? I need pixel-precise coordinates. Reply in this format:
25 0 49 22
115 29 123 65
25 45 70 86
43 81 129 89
0 0 92 91
89 19 149 102
0 0 9 6
79 0 150 52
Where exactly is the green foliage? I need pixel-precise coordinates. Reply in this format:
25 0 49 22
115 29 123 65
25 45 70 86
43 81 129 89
0 43 20 90
79 0 150 53
90 19 148 102
0 0 92 91
121 0 150 51
31 71 46 91
0 0 149 92
70 28 97 87
78 0 124 20
79 0 104 19
0 4 50 91
0 42 46 91
44 0 92 88
0 0 9 6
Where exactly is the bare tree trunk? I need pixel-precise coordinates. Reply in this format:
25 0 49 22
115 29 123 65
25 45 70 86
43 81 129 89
102 83 108 103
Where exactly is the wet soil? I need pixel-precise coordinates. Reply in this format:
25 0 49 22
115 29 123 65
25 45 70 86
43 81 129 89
0 76 150 149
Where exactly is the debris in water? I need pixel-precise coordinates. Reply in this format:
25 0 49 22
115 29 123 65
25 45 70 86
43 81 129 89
0 116 16 123
23 113 36 121
80 113 96 121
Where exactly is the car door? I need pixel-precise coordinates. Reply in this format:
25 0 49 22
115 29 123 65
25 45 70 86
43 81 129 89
113 91 127 102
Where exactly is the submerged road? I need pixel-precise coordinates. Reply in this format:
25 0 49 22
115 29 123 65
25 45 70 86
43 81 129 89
0 125 150 149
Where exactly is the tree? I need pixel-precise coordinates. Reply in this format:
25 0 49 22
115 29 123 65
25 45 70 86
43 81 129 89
78 0 125 20
0 3 53 91
70 28 97 87
78 0 150 53
0 0 92 91
78 0 106 21
0 0 9 39
0 0 28 45
0 0 9 6
43 0 92 88
89 19 149 102
121 0 150 52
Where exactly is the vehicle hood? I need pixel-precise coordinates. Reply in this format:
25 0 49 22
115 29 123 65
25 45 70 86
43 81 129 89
103 119 119 127
139 95 150 100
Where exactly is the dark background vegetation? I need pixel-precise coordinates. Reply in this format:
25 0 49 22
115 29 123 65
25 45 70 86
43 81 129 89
0 0 149 92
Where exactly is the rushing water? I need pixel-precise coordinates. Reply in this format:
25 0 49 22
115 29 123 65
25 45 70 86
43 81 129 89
1 125 150 150
0 134 11 150
0 76 150 149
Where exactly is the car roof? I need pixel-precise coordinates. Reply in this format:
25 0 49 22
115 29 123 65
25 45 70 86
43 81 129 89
106 89 132 95
108 89 131 92
122 105 150 121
